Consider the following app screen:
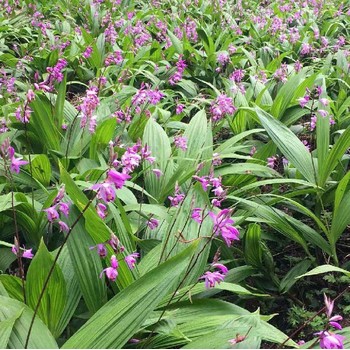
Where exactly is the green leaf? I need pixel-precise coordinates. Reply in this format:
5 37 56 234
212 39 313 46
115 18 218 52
297 265 350 279
26 239 66 338
254 107 316 184
319 126 350 186
66 206 107 314
0 296 58 348
244 224 263 268
31 154 52 187
167 30 183 54
0 309 23 349
55 245 82 337
143 118 173 202
279 260 312 293
0 275 24 303
30 95 61 151
62 242 198 349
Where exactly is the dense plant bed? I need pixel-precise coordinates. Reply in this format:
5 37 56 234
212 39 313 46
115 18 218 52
0 0 349 348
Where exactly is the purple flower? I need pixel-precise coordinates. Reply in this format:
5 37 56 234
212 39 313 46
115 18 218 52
148 218 159 230
174 135 187 151
200 271 225 288
58 221 69 233
96 203 107 219
59 202 70 217
91 182 116 203
298 95 310 108
193 175 210 191
152 169 163 178
7 147 28 173
82 46 93 59
90 243 108 258
317 331 345 349
176 104 184 114
125 252 139 269
44 206 60 222
12 246 33 259
100 255 119 281
212 263 228 274
267 156 277 169
210 94 236 121
191 208 203 223
209 209 239 247
107 169 131 189
22 248 34 259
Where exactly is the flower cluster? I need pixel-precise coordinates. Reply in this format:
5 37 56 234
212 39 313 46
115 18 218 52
210 94 236 121
78 85 100 133
43 186 70 233
193 173 226 207
174 135 187 151
91 233 139 282
169 56 187 85
131 83 164 113
34 59 67 92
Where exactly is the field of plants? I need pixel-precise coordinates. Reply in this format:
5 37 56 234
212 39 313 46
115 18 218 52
0 0 350 348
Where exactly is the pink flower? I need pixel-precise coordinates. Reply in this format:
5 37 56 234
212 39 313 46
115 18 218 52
101 267 118 281
174 135 187 151
96 203 107 219
212 263 228 274
298 95 310 108
317 331 345 349
100 255 119 281
44 206 60 222
12 246 33 259
176 104 184 114
22 248 34 259
91 182 116 203
209 209 239 246
8 147 28 173
58 221 69 233
210 94 236 121
191 208 203 223
106 169 131 189
200 271 225 288
125 252 139 269
90 243 108 258
148 218 159 230
152 169 163 178
59 202 70 217
192 175 210 191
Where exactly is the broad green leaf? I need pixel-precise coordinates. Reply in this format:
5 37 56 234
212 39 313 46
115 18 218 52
62 242 198 349
0 296 58 348
55 245 82 336
244 224 263 268
0 275 24 303
26 239 66 338
31 154 52 187
254 107 316 184
66 206 107 314
143 118 173 202
0 309 23 349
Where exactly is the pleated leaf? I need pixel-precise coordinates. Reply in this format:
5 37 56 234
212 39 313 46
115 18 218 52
62 242 198 349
